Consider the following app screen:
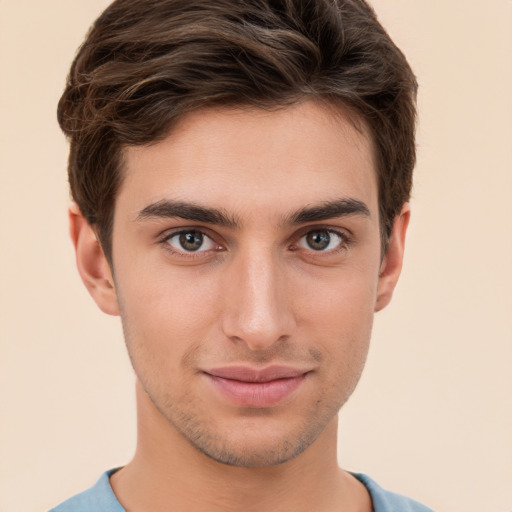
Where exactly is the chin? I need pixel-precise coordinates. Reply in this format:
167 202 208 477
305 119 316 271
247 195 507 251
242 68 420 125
174 412 332 468
191 433 310 468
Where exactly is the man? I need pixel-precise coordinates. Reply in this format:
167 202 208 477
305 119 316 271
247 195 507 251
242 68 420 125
51 0 433 510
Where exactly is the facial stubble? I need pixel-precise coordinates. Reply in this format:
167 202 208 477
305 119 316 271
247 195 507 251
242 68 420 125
120 310 370 468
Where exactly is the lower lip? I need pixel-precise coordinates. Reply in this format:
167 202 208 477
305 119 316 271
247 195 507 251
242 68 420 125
206 374 306 408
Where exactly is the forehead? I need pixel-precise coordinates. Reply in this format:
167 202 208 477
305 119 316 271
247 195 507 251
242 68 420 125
117 100 378 221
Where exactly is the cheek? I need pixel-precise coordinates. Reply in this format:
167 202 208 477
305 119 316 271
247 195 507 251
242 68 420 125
315 292 374 366
312 291 374 407
295 266 377 370
115 265 222 367
297 261 379 328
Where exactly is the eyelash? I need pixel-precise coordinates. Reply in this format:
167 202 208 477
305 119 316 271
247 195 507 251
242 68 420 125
291 228 352 255
158 226 352 258
159 229 223 260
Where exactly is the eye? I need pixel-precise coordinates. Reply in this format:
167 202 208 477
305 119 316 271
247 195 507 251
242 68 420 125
296 229 346 252
165 230 217 253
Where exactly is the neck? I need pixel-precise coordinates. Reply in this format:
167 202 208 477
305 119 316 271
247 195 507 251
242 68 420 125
110 381 371 512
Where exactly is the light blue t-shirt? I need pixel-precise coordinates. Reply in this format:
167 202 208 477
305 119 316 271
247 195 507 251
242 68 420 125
50 468 434 511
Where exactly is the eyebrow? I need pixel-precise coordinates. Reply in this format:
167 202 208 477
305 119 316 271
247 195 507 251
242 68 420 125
136 200 238 227
288 198 371 224
136 197 370 227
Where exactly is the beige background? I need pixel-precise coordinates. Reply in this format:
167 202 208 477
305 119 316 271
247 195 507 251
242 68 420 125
1 1 511 511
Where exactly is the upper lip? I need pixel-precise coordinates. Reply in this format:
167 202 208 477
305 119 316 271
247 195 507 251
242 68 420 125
204 365 310 383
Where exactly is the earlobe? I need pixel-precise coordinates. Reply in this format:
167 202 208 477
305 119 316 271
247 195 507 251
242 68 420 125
69 203 120 316
375 204 410 312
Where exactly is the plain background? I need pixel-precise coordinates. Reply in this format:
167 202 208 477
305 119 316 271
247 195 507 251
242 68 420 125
1 1 511 511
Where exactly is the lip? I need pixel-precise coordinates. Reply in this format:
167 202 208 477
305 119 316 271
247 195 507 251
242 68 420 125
203 365 310 407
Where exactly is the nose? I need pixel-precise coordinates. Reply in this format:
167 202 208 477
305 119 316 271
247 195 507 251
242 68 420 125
221 248 296 352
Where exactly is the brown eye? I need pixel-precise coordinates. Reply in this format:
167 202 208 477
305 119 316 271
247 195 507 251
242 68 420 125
297 229 345 252
166 230 216 253
179 231 204 251
306 231 331 250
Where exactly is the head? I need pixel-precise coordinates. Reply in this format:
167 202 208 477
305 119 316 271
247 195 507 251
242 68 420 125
58 0 417 263
59 0 417 468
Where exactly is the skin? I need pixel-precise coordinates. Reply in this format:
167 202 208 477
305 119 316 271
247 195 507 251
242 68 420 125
70 100 409 511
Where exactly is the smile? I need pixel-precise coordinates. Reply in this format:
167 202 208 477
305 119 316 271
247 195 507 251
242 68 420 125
203 366 310 408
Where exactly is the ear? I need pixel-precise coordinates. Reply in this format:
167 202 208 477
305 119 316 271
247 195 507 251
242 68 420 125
375 204 410 312
69 203 120 316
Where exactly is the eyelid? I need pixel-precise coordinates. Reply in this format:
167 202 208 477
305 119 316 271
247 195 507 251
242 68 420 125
158 227 224 257
158 225 217 242
156 224 352 258
292 226 352 253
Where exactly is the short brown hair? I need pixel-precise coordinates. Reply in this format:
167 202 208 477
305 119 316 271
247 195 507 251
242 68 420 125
58 0 417 262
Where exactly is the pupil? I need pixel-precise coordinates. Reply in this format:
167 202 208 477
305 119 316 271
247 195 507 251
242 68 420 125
307 231 330 250
180 231 203 251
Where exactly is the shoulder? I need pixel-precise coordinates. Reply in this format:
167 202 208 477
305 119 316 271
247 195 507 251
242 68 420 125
49 469 125 512
353 473 435 512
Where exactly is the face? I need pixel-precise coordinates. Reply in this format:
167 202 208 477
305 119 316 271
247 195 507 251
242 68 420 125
98 101 395 467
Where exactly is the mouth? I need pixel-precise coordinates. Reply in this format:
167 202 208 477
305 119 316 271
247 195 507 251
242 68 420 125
203 365 310 408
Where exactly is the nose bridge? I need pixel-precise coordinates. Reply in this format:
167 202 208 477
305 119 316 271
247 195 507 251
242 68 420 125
221 243 294 350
